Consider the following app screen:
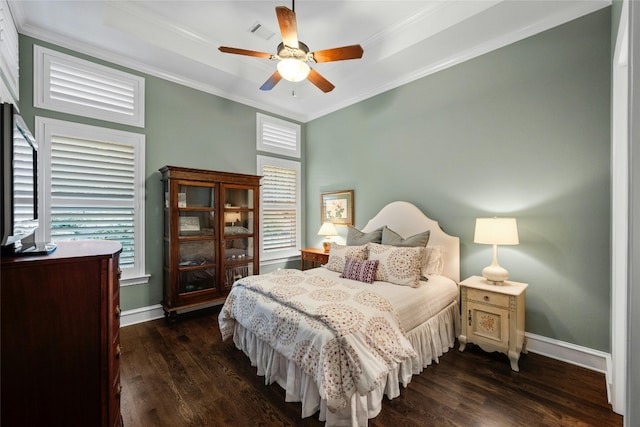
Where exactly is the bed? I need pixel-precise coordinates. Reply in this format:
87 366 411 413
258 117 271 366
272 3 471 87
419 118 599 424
218 201 460 426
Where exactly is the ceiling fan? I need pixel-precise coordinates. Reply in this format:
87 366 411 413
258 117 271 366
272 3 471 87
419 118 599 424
218 1 363 93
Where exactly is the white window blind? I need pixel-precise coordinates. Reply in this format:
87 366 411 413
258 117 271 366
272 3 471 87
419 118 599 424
256 113 300 158
0 1 20 102
34 45 145 127
258 155 300 261
12 126 36 222
50 136 136 266
36 117 147 285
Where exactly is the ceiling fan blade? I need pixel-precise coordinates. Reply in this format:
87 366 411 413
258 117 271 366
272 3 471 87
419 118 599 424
276 6 299 48
307 68 335 93
219 46 273 59
260 71 283 91
312 45 364 63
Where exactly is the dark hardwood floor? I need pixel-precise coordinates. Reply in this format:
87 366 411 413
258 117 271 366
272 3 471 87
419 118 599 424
120 306 623 426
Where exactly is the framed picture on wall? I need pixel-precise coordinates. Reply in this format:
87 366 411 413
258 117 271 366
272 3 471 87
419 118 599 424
321 190 354 226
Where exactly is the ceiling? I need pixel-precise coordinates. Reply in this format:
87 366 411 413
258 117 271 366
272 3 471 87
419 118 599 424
8 0 610 123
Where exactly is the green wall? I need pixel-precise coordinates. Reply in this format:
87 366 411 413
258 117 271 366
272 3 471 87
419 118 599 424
305 9 612 351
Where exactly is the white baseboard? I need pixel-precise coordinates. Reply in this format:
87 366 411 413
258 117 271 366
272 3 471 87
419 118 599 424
121 304 165 327
119 305 614 401
120 302 222 327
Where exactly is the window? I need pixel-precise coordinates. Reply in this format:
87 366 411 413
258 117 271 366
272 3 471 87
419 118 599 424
36 117 147 285
0 1 19 102
34 45 145 127
256 113 301 262
256 112 301 158
257 155 301 261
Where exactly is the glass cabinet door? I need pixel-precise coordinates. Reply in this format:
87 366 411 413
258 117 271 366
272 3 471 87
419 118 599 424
224 263 253 289
161 166 261 318
175 182 217 296
224 187 253 209
179 267 216 293
222 185 257 289
178 211 215 237
178 184 215 208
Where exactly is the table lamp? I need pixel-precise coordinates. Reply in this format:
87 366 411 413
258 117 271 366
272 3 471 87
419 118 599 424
225 212 241 226
474 217 519 283
318 222 338 252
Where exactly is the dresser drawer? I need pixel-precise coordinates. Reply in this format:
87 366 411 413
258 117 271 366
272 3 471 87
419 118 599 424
466 288 510 307
111 370 122 427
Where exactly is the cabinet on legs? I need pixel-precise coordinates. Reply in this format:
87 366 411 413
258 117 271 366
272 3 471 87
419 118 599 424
458 275 528 371
160 166 261 319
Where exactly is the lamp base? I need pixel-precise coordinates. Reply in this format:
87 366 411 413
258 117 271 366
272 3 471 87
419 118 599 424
323 241 331 253
482 264 509 283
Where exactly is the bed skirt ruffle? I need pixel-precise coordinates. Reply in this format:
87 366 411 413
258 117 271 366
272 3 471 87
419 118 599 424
231 300 459 427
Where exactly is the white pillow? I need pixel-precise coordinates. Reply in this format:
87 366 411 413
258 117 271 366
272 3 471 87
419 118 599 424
422 246 444 276
367 243 425 287
323 243 368 273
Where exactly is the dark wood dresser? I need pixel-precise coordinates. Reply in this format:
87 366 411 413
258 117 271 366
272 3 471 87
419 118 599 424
1 240 123 427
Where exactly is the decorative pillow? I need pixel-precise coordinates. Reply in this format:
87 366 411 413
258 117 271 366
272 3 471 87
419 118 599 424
381 226 430 247
340 257 379 284
422 246 444 276
323 243 368 273
367 243 425 287
346 226 383 245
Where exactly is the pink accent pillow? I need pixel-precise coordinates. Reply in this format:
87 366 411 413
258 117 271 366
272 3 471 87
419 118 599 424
340 256 380 284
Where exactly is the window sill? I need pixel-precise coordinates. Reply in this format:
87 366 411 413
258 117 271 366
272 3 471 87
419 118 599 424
260 256 298 267
121 273 150 287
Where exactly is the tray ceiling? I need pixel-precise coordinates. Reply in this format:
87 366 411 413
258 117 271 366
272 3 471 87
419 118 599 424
8 0 610 122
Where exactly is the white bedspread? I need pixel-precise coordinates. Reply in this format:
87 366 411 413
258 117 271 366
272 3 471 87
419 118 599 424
219 269 418 413
218 268 460 426
308 267 459 332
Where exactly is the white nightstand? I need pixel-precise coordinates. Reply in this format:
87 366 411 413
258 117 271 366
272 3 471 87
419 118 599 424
458 275 528 371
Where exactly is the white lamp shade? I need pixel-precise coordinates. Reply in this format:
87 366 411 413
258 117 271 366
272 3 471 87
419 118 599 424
225 212 241 223
474 218 519 245
317 222 338 236
277 59 310 82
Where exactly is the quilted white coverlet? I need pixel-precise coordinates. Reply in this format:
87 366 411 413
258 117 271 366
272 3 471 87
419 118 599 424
219 269 418 413
310 267 459 331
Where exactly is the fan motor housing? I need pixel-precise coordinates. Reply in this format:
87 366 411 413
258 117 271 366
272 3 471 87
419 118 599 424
277 42 309 61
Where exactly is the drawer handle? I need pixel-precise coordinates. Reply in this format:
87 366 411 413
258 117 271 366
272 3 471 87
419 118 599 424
116 384 122 397
116 344 122 359
468 309 472 326
115 305 121 318
483 295 490 302
117 268 122 279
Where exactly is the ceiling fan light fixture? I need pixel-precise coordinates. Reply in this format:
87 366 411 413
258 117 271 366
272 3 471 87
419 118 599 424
277 58 310 82
219 4 362 92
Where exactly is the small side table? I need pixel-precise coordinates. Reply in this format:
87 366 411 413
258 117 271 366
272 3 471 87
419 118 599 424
458 275 528 371
300 248 329 270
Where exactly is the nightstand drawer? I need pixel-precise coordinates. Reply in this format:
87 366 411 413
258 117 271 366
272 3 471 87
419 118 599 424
300 248 329 270
306 252 328 263
466 288 510 307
